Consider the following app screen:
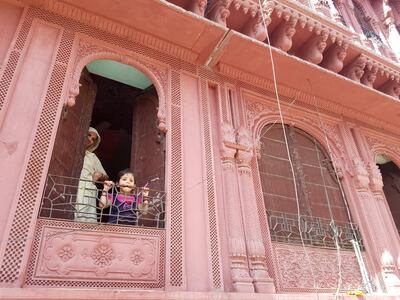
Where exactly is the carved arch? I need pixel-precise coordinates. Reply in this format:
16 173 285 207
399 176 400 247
67 38 169 132
367 138 400 169
251 112 346 172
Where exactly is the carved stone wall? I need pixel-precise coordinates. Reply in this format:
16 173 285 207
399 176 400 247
25 219 165 288
273 243 364 292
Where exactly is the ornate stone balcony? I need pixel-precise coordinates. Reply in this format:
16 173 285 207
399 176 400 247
168 0 400 100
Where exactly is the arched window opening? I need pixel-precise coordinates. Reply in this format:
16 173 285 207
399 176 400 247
258 124 363 249
353 1 383 44
39 60 166 228
377 156 400 235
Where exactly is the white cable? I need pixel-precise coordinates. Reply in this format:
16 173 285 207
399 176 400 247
310 93 371 294
258 0 319 294
314 136 343 298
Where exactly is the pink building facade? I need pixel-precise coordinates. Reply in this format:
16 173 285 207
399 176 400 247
0 0 400 299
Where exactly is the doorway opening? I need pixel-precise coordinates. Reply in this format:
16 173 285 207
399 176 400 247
377 155 400 235
40 59 166 227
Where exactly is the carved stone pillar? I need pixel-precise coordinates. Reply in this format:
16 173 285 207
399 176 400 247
236 126 275 293
270 18 297 52
220 122 254 292
298 31 329 64
320 43 348 73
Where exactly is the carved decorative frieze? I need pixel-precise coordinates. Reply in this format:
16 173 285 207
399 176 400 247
273 243 364 291
25 219 166 290
36 229 159 280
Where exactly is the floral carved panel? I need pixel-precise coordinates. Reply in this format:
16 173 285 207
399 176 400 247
26 219 165 288
273 243 364 292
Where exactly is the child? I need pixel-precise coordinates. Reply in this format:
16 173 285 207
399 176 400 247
99 168 146 225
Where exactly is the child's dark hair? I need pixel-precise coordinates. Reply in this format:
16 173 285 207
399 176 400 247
117 168 135 181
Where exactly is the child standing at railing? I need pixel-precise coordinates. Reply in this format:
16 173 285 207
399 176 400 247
99 168 148 225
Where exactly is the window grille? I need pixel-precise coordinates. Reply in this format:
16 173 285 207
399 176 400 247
258 124 364 250
39 175 166 228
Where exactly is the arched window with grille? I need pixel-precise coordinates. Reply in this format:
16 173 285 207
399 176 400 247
258 124 362 249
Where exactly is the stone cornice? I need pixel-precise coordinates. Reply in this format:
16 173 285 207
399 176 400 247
266 0 400 76
268 0 353 38
20 0 199 63
218 62 400 135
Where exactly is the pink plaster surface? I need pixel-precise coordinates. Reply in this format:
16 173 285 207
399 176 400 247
0 288 398 300
0 2 22 67
0 0 400 298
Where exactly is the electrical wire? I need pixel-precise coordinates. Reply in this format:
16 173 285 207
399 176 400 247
258 0 319 295
311 94 373 293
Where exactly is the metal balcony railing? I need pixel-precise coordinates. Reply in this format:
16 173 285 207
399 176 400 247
39 175 166 228
267 210 364 250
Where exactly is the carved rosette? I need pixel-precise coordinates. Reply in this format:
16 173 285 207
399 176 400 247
245 100 273 128
37 228 159 281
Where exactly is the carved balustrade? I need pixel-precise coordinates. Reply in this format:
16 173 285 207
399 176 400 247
168 0 400 100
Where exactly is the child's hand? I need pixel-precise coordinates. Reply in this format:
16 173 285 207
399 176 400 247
103 180 114 192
